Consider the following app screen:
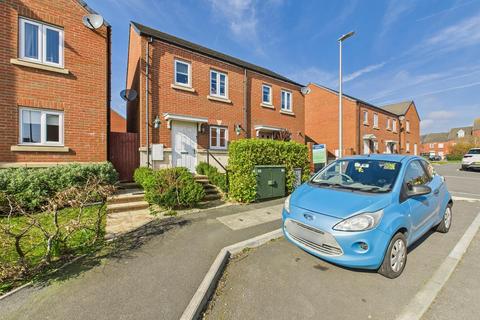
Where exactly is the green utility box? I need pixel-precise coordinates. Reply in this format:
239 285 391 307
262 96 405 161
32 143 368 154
254 165 286 200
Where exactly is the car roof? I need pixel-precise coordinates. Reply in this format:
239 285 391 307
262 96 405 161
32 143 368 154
340 154 416 163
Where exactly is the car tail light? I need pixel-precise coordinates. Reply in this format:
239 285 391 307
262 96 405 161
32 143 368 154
464 155 472 158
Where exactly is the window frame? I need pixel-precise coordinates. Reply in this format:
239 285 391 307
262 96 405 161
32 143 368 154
386 118 391 130
406 120 410 133
373 113 379 128
19 107 64 146
209 125 228 150
363 111 369 124
392 119 397 132
174 59 192 87
281 90 293 112
19 17 64 68
406 142 410 153
438 143 444 148
210 69 228 98
262 84 272 105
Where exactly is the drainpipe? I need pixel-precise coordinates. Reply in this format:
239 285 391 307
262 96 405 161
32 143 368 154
243 68 248 138
145 37 153 167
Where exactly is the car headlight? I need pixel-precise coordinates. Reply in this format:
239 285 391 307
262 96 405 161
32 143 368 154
284 195 291 214
333 210 383 232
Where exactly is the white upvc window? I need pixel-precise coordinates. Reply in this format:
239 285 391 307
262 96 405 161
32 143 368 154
19 107 64 146
406 142 410 153
209 126 228 150
386 118 391 130
19 18 64 68
392 119 397 132
406 120 410 133
363 111 368 124
174 59 191 87
429 143 435 148
210 70 228 98
262 84 272 105
281 90 292 112
438 143 444 148
373 113 379 128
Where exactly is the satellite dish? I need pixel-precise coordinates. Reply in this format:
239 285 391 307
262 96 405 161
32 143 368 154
82 14 104 30
120 89 138 102
301 87 311 95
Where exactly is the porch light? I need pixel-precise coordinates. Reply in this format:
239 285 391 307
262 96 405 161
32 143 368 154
235 124 242 136
153 115 161 129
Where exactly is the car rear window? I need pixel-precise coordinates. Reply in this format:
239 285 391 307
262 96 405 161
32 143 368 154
467 149 480 154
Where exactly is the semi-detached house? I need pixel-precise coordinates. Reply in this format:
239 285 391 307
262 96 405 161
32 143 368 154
125 22 305 175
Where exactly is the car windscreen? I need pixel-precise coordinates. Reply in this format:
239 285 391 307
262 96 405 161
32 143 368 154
310 159 402 193
467 149 480 154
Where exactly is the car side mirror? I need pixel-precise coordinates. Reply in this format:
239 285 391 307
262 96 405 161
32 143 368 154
407 185 432 197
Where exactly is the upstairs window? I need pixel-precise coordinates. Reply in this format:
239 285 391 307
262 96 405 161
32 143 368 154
457 129 465 138
406 120 410 133
438 143 444 148
262 84 272 105
174 59 191 87
429 143 435 148
20 108 63 145
392 119 397 132
281 90 292 112
19 18 63 67
363 111 368 124
210 70 228 98
210 126 228 149
386 118 391 130
373 113 379 128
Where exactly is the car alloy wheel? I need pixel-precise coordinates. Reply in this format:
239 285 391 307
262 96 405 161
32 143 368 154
390 239 406 273
444 207 452 229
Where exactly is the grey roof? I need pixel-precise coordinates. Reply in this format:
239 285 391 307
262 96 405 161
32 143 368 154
380 101 413 116
447 126 473 140
421 132 449 144
76 0 111 27
474 118 480 131
131 21 302 87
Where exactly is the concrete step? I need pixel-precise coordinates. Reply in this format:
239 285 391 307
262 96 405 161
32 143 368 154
118 182 141 190
108 193 145 205
203 193 222 201
115 188 145 196
107 200 149 214
194 175 208 180
205 188 220 195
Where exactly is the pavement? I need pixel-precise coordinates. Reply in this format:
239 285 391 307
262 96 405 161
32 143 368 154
203 164 480 320
0 198 285 320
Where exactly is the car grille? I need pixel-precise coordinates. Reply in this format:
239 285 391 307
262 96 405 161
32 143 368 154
285 219 343 256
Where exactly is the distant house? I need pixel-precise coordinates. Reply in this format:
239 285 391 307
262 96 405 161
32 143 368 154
110 110 126 133
304 83 421 158
0 0 111 168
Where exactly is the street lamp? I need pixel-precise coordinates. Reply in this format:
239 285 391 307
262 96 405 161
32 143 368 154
337 31 355 158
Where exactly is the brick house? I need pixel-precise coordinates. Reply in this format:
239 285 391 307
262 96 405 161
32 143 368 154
305 83 420 159
125 22 305 173
0 0 111 168
421 123 479 158
110 109 126 133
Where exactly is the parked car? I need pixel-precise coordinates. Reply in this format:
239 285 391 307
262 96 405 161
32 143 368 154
282 154 452 278
428 154 442 161
461 148 480 171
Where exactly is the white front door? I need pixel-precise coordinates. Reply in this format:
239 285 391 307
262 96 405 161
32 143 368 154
171 122 197 172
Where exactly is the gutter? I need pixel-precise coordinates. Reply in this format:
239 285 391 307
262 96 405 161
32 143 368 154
106 25 112 161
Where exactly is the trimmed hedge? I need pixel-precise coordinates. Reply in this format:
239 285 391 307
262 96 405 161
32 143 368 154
134 167 205 209
0 163 118 213
196 162 227 193
228 139 310 203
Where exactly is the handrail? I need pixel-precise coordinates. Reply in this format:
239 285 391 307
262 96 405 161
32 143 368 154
206 149 229 193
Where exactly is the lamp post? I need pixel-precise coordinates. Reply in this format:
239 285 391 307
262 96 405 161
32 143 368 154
337 31 355 158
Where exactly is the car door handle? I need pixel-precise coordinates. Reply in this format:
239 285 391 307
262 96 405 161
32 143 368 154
433 189 440 195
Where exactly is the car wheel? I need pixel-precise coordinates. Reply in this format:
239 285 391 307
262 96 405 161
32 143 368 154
378 233 407 279
436 204 452 233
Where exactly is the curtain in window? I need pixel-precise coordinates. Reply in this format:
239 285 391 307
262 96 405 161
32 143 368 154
24 23 39 59
22 110 41 143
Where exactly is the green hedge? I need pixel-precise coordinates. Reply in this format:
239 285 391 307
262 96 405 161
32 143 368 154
228 139 310 203
196 162 227 193
0 163 118 213
134 167 205 209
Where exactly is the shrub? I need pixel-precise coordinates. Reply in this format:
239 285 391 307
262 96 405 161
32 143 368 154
228 139 310 203
195 162 227 193
0 163 118 213
447 140 479 161
137 167 205 209
133 167 154 186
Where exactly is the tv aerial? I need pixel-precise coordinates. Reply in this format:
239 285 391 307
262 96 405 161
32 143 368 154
120 89 138 102
82 14 104 30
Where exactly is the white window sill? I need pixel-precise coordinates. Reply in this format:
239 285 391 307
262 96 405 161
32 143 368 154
11 58 69 75
11 145 70 152
171 83 196 92
261 103 275 109
207 95 232 104
280 110 295 116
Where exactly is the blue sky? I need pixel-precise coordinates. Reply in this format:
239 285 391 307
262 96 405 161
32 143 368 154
88 0 480 134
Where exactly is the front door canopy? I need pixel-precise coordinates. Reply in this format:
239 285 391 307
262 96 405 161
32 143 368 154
164 113 208 130
254 125 285 137
363 133 377 140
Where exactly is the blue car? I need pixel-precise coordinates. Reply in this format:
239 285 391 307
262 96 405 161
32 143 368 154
282 154 452 278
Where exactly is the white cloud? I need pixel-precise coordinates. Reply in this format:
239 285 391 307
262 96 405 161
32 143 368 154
344 62 386 82
379 0 415 38
427 110 456 120
416 0 477 22
288 67 336 87
208 0 258 40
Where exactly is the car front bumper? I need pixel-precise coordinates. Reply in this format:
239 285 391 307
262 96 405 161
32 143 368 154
462 161 480 170
282 208 391 270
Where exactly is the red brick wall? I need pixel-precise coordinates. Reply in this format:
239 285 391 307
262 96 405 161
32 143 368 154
0 0 110 164
127 26 304 150
400 104 421 155
420 141 452 156
110 110 126 133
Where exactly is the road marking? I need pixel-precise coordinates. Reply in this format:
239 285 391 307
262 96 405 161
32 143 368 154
452 196 480 202
443 175 480 181
396 212 480 320
451 191 480 197
216 204 283 230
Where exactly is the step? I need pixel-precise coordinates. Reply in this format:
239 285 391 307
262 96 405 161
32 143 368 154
194 175 208 180
108 193 145 205
115 188 145 196
205 188 220 195
118 182 141 190
203 193 222 201
195 179 210 185
107 200 149 214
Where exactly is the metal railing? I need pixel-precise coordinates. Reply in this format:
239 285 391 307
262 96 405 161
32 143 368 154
206 149 229 193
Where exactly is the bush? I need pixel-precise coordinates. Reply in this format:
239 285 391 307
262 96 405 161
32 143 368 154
133 167 154 186
195 162 227 193
0 163 118 213
446 140 479 161
135 167 205 209
228 139 310 203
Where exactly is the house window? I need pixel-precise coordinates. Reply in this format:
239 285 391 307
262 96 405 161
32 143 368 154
406 120 410 133
19 18 63 67
406 142 410 153
373 113 379 128
281 90 292 112
392 119 397 132
386 118 391 130
174 59 191 86
363 111 368 124
429 143 435 148
457 129 465 138
262 84 272 105
210 126 228 149
438 143 444 148
19 108 63 145
210 70 228 98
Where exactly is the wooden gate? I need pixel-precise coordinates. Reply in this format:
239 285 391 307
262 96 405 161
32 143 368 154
109 132 139 182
